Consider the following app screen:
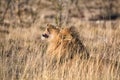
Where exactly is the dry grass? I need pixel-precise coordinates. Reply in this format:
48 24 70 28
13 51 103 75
0 21 120 80
0 0 120 80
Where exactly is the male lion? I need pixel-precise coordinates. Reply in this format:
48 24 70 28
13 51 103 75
41 24 89 64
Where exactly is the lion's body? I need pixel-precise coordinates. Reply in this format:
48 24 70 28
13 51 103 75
41 24 89 64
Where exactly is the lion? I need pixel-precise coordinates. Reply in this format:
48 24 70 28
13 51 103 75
41 24 89 65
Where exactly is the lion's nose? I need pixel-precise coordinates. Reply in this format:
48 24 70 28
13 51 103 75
42 34 49 38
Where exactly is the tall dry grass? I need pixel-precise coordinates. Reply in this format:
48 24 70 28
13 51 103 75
0 21 120 80
0 0 120 80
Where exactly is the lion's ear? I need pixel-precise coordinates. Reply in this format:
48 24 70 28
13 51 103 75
62 34 73 41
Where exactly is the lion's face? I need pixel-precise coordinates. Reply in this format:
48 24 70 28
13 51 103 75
41 24 73 42
41 24 60 42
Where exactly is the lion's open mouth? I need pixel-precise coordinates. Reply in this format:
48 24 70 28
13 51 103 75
42 34 49 38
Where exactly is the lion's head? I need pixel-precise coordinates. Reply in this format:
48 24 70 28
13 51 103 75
41 24 60 42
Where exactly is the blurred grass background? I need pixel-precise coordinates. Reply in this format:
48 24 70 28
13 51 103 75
0 0 120 80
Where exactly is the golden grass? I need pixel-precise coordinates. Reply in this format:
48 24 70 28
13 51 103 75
0 21 120 80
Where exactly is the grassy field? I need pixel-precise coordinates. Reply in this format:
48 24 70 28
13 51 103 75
0 0 120 80
0 21 120 80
